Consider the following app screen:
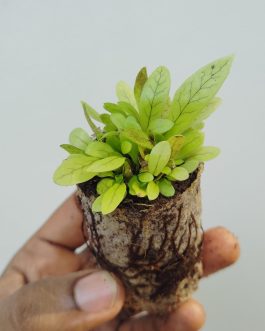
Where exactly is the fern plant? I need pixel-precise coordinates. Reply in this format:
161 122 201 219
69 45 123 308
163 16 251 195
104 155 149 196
53 55 233 214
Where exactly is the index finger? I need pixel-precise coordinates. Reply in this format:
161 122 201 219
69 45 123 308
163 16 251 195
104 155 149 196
36 194 85 250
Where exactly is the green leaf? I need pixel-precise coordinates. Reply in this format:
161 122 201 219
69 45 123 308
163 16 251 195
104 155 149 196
92 195 103 212
121 128 153 149
138 172 154 183
124 116 142 130
139 66 171 130
81 101 102 123
191 97 221 127
161 166 171 175
97 178 115 194
100 114 117 132
81 103 102 139
168 167 189 181
191 146 220 161
122 160 133 178
103 103 127 116
167 135 185 160
128 143 139 165
53 155 97 186
134 67 148 106
117 102 140 121
158 178 175 197
177 130 204 159
85 141 115 158
115 174 124 184
121 140 132 154
97 171 114 178
128 176 147 196
181 159 199 173
85 156 125 173
106 135 121 152
69 128 92 150
116 81 138 109
175 159 184 166
101 182 127 214
148 141 171 176
166 55 234 136
60 144 84 154
147 181 159 200
110 113 126 130
149 119 174 134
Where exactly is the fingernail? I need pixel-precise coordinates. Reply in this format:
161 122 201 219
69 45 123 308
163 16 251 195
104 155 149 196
74 271 118 313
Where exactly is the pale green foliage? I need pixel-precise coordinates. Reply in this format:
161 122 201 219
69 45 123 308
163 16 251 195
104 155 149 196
54 55 233 213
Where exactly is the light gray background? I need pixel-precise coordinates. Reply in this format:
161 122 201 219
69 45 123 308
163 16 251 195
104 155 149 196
0 0 264 330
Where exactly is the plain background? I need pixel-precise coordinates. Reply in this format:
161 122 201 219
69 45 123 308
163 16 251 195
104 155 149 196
0 0 264 330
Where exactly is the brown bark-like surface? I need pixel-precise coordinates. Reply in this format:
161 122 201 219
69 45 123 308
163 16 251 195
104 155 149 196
77 165 204 314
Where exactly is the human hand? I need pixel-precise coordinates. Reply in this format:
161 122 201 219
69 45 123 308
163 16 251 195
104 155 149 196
0 195 240 331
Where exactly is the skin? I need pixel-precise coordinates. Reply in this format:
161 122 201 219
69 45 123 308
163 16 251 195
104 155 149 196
0 194 240 331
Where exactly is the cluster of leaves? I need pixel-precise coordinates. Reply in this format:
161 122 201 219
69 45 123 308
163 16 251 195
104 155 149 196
54 55 233 214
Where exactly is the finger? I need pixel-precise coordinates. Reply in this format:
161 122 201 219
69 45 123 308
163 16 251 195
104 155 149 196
0 270 124 331
119 299 205 331
202 227 240 277
36 194 85 250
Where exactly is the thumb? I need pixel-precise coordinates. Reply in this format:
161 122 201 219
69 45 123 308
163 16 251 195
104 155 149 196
0 269 125 331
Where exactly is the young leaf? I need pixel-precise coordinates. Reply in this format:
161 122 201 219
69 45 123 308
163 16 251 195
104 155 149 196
60 144 84 154
139 66 171 130
149 119 174 134
122 160 133 178
106 135 121 152
168 167 189 181
101 182 127 214
81 101 102 123
181 159 199 173
116 81 138 109
175 159 184 165
117 102 140 121
166 55 234 136
148 141 171 176
177 130 204 159
85 156 125 173
191 146 220 161
81 102 102 138
85 141 115 158
161 166 171 175
158 178 175 197
69 128 92 150
121 140 132 154
100 114 117 131
53 155 98 185
92 195 103 212
147 181 159 200
124 116 142 130
97 178 115 194
138 172 154 183
121 128 153 149
167 135 185 160
110 113 126 130
103 103 127 116
132 181 147 197
115 174 124 184
134 67 148 106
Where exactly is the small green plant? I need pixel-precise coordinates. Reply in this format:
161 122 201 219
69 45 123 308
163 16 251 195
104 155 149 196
54 55 233 214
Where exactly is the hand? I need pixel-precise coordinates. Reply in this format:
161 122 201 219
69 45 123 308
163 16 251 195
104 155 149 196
0 195 240 331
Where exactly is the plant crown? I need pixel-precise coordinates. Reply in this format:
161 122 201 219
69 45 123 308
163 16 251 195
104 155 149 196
54 55 233 214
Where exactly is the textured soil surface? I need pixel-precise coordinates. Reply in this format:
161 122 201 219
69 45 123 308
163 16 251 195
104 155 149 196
77 165 204 314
